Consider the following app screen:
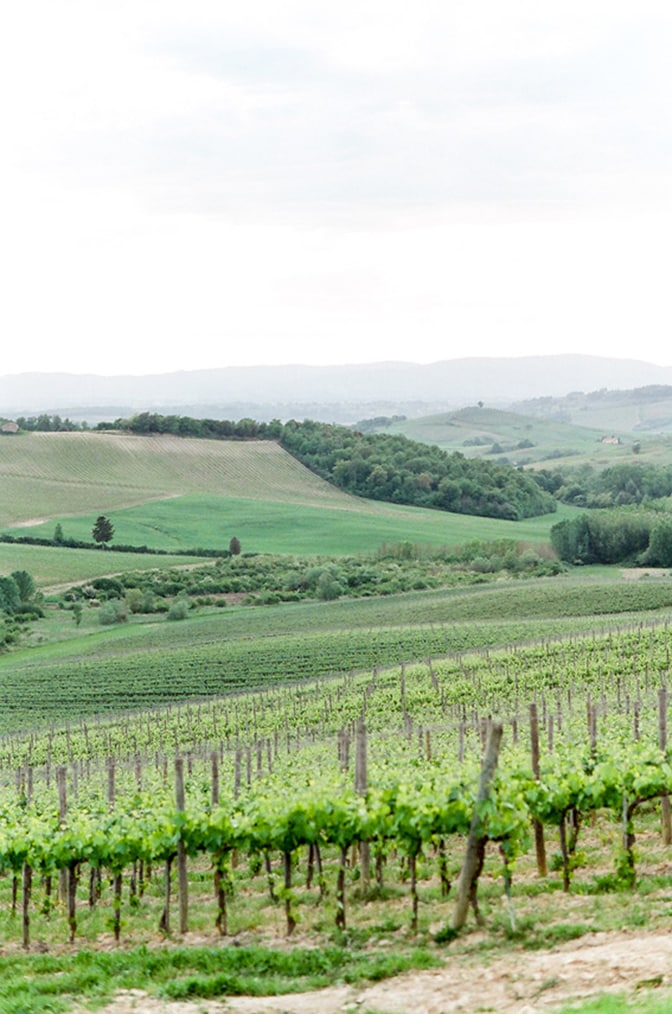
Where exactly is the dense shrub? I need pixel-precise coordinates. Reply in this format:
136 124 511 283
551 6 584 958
0 577 21 614
641 519 672 567
63 539 565 623
167 600 189 621
98 601 128 625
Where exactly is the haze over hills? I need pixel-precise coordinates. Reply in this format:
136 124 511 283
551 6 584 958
2 355 672 424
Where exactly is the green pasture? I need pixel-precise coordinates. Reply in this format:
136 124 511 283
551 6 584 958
0 542 204 589
3 494 577 559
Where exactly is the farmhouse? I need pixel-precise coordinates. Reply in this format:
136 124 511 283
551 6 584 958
0 420 19 434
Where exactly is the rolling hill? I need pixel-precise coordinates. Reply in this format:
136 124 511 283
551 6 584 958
512 385 672 435
374 406 672 470
0 431 571 581
0 430 354 528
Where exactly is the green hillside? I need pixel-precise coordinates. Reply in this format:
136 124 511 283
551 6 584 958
380 406 647 469
0 430 353 527
3 494 575 563
513 385 672 442
0 431 574 582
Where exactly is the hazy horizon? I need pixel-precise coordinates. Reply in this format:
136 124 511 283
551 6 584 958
3 3 672 374
2 350 672 382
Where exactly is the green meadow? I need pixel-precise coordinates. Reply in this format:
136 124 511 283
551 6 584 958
0 542 204 588
4 493 578 560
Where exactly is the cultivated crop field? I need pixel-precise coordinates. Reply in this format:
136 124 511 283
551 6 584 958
2 430 672 1012
2 573 672 732
1 597 672 1011
0 431 354 527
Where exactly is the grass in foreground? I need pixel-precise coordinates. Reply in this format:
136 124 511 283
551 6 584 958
0 943 439 1012
559 997 672 1013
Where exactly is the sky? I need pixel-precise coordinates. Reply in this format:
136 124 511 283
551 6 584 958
1 0 672 376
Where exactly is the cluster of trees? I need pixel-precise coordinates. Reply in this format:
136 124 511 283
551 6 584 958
0 570 41 648
551 509 672 566
97 413 282 440
543 462 672 509
0 570 36 614
14 414 84 432
100 413 556 521
354 414 407 433
279 420 556 520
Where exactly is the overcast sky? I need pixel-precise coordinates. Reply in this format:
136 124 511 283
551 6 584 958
1 1 671 376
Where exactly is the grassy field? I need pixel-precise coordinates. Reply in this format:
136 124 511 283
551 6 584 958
0 429 578 569
3 494 577 559
0 542 206 588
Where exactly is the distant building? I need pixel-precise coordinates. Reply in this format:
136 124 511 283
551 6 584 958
0 421 18 434
600 435 621 445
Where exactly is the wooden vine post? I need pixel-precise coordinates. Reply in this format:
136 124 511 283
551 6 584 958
22 766 33 950
22 861 32 950
529 703 547 876
175 758 189 934
659 688 672 845
56 766 68 905
355 719 370 894
452 720 503 932
211 750 228 935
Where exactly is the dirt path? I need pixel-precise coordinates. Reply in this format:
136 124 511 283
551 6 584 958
88 931 672 1013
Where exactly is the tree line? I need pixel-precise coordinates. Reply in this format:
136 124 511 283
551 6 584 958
537 461 672 509
551 508 672 566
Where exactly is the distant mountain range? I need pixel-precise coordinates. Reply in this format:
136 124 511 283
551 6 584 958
1 355 672 424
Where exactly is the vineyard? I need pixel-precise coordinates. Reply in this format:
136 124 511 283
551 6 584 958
2 576 672 732
1 440 672 1010
2 616 672 965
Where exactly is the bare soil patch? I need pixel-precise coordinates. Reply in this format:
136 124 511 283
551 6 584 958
621 567 670 580
85 931 672 1013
